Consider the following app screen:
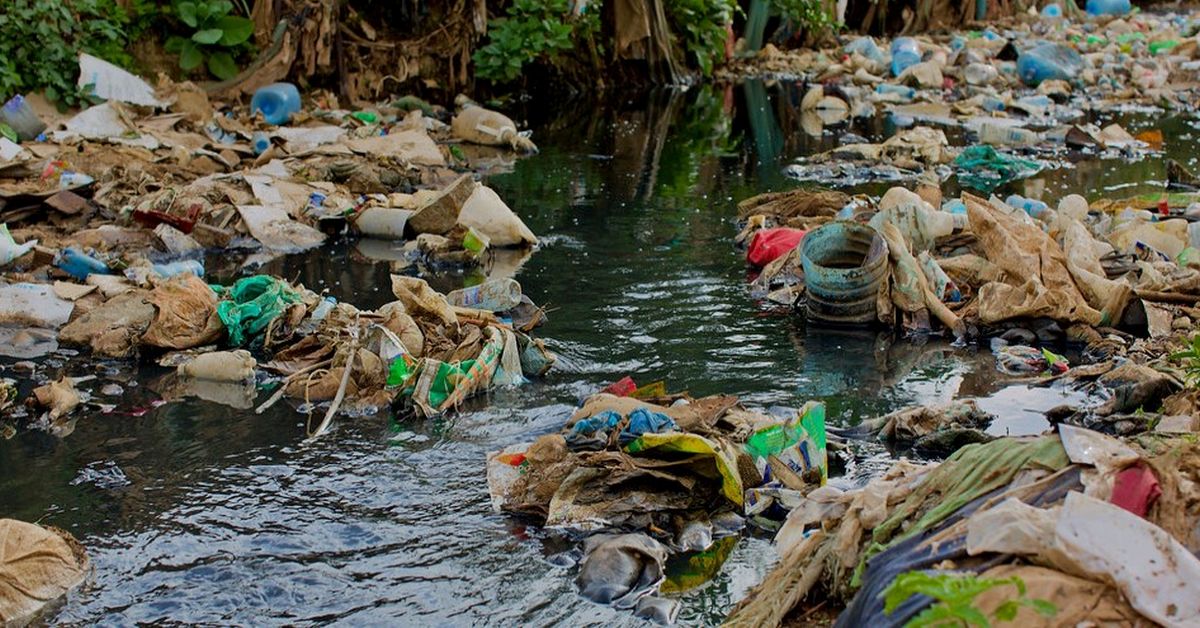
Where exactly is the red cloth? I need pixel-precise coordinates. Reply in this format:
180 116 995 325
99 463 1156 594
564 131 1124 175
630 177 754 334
747 228 806 268
1110 463 1161 517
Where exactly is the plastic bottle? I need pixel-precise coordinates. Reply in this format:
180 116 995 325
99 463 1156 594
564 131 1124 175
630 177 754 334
869 198 967 252
890 37 922 77
1086 0 1130 16
1015 94 1053 113
918 251 962 302
875 84 916 100
1189 221 1200 249
250 83 301 126
446 278 523 311
304 192 327 216
1041 3 1062 16
55 247 110 280
296 296 337 336
1017 43 1084 86
964 63 999 85
150 260 204 278
1005 194 1051 219
978 122 1041 146
251 131 270 155
845 37 886 65
1149 40 1180 56
981 96 1006 112
204 122 237 145
943 199 968 215
58 171 94 189
0 95 46 141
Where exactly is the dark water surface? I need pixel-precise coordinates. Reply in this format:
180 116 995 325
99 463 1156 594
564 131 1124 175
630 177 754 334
1 82 1188 625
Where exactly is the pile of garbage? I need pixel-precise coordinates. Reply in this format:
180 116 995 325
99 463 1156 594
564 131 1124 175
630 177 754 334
486 379 828 623
727 424 1200 626
744 186 1194 346
723 8 1199 189
1 270 555 436
0 55 552 437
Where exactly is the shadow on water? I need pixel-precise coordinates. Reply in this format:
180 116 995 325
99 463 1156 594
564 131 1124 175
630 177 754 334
0 80 1129 626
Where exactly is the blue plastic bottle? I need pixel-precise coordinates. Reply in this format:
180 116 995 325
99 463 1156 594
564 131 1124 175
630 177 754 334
56 247 110 280
1017 43 1083 86
250 83 301 126
1086 0 1130 15
981 96 1006 112
890 38 921 77
1006 194 1050 219
875 84 916 100
252 131 271 155
943 199 968 215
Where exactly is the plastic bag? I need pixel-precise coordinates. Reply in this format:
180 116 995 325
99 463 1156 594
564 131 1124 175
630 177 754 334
214 275 301 346
457 186 538 247
954 146 1042 192
744 401 827 488
747 228 806 267
0 224 34 267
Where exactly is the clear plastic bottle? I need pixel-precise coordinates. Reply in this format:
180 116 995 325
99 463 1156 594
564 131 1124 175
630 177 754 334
0 95 46 141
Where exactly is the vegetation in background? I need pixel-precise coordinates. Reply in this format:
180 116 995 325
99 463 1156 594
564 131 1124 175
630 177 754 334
474 0 601 83
773 0 839 34
882 571 1057 627
1170 334 1200 388
0 0 144 108
667 0 737 76
165 0 255 80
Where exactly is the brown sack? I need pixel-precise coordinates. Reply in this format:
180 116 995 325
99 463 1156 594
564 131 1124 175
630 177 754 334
0 519 89 624
58 290 156 358
141 275 225 350
973 565 1144 626
965 194 1102 325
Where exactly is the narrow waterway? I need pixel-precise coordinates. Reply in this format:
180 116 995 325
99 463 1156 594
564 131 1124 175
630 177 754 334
1 82 1192 625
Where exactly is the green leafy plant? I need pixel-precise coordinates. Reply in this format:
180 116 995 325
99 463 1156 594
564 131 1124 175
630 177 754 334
667 0 737 76
883 571 1057 627
772 0 839 35
0 0 137 108
1170 334 1200 388
165 0 254 80
473 0 600 83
